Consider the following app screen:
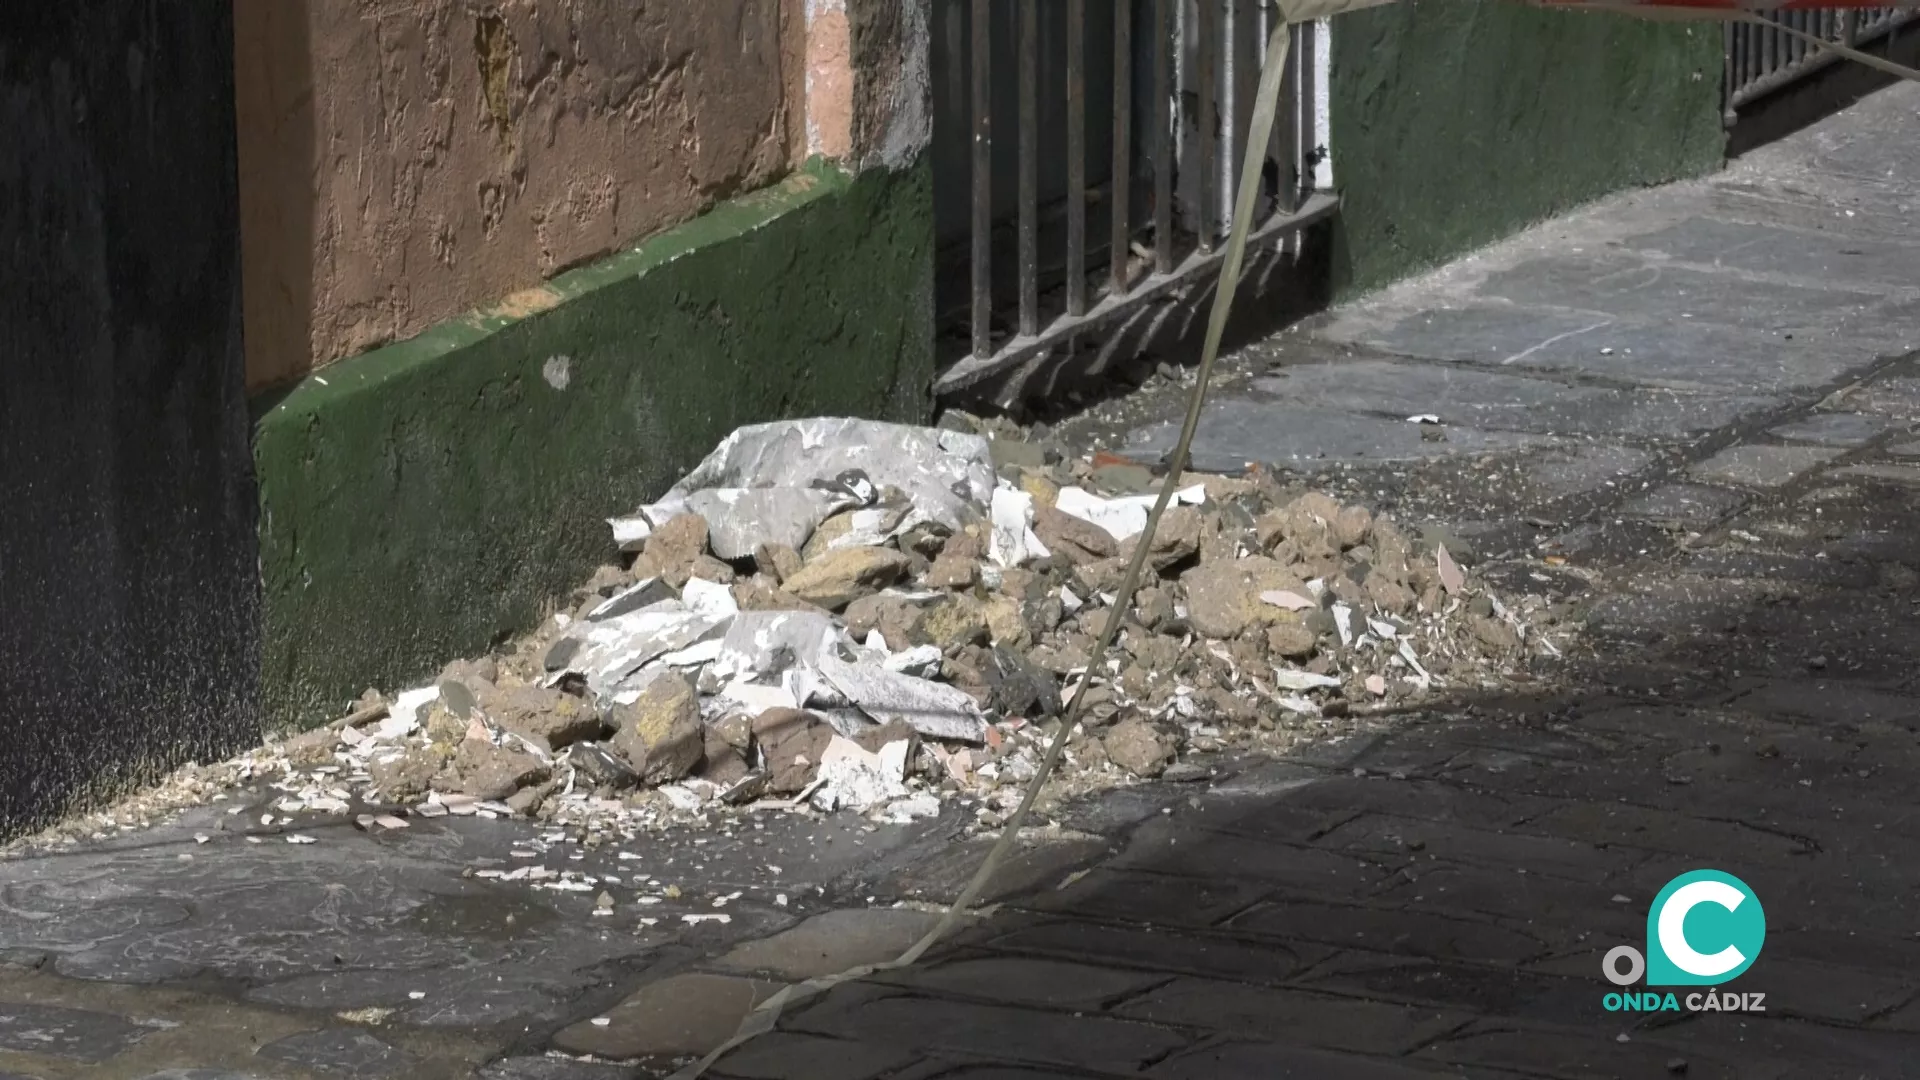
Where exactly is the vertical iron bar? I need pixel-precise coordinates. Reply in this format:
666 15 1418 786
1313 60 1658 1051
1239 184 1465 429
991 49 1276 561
1233 0 1258 224
970 0 992 359
1290 18 1305 203
1219 0 1238 237
1273 20 1299 215
1067 0 1088 316
1111 0 1134 295
1018 0 1038 336
1198 0 1218 251
1723 21 1737 122
1153 0 1174 275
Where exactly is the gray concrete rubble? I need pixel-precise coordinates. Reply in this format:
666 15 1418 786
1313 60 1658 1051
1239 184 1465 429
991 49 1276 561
42 417 1566 865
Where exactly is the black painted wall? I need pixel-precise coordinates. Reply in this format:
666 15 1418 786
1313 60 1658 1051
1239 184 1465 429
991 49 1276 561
0 5 259 837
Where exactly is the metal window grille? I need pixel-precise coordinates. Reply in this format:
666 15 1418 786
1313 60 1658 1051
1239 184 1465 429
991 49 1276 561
934 0 1333 397
1726 6 1920 118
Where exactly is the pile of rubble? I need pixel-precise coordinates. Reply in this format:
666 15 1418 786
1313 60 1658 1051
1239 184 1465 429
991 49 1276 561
39 418 1568 850
249 417 1566 833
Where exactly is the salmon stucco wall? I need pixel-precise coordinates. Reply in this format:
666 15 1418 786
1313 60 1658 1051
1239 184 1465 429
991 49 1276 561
234 0 800 390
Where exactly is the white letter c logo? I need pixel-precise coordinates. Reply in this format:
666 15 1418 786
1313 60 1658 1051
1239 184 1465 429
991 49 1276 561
1658 880 1747 978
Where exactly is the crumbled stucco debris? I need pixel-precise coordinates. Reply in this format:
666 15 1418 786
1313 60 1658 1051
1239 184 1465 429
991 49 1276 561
12 418 1572 857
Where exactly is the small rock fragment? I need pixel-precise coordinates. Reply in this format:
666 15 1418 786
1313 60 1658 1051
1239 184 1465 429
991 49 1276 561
635 513 711 587
1032 506 1120 565
754 543 804 584
986 647 1063 718
567 742 641 790
1103 717 1174 778
480 686 606 752
781 547 912 610
609 672 705 785
450 740 549 801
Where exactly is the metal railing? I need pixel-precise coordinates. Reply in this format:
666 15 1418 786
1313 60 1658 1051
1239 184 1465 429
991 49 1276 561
1726 6 1919 118
935 0 1331 398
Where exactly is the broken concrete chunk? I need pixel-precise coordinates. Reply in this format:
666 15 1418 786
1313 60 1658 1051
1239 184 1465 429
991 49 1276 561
1180 561 1259 639
609 672 705 785
450 740 549 801
588 577 678 622
1470 615 1521 650
713 610 844 679
567 742 640 791
754 543 804 584
980 594 1031 650
634 513 711 586
1332 505 1374 549
731 578 825 614
842 591 929 649
1266 620 1319 660
1103 717 1173 778
567 605 732 698
914 594 990 651
712 711 754 751
1032 505 1119 565
480 686 606 752
816 655 988 743
986 647 1062 718
369 749 442 801
683 487 850 560
1152 506 1204 567
751 708 835 794
439 657 499 696
924 554 980 589
781 547 912 610
687 555 737 585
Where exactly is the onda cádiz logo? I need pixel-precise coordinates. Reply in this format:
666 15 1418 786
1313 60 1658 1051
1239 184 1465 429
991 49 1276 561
1601 870 1767 1014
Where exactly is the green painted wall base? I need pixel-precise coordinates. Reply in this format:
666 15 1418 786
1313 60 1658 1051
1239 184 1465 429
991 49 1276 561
253 161 933 730
1331 1 1726 297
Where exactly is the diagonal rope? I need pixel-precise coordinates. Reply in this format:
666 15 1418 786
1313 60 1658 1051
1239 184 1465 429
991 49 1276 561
665 11 1306 1080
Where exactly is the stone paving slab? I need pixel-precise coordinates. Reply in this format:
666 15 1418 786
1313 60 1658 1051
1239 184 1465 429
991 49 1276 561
1767 410 1896 446
1689 443 1844 488
1248 362 1771 439
1121 399 1552 472
1623 215 1920 293
1320 300 1868 394
1478 254 1888 342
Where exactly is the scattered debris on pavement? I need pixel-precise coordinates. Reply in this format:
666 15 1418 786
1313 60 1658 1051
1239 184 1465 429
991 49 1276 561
18 417 1574 856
